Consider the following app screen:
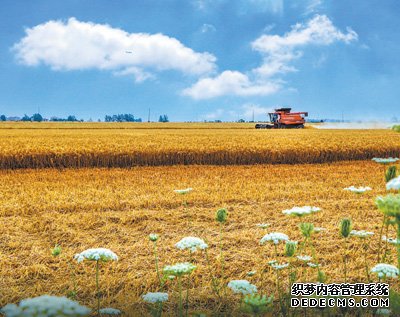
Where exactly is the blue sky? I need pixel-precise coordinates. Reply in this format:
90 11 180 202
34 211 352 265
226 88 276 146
1 0 400 121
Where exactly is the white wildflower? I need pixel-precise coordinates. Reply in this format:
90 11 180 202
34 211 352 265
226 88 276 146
227 280 257 295
314 227 326 233
142 292 169 304
372 157 399 164
174 188 193 195
271 262 289 270
0 295 90 317
297 255 312 262
350 230 374 238
344 186 372 194
387 176 400 191
282 206 321 217
260 232 289 245
74 248 118 263
163 262 196 276
256 223 270 229
175 237 208 252
371 263 399 279
267 260 277 265
382 236 400 245
149 234 159 242
307 262 319 268
99 308 122 315
376 308 392 316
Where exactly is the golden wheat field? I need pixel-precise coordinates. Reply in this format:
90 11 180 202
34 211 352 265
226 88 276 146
1 123 400 316
0 123 399 168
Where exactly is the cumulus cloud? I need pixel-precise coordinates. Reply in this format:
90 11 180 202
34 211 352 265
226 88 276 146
252 15 357 78
182 70 281 99
183 15 357 100
13 18 216 82
242 104 273 119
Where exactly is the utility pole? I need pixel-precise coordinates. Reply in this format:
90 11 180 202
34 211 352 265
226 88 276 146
148 108 151 122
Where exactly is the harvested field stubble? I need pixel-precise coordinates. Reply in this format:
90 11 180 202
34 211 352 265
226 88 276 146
0 125 399 168
0 161 399 313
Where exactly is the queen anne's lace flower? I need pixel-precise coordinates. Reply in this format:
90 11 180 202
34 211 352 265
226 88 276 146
0 295 91 317
344 186 372 194
149 234 159 242
173 188 193 195
376 195 400 217
256 223 270 229
297 255 312 262
376 308 392 316
270 262 289 270
350 230 374 238
227 280 257 295
372 157 399 164
387 176 400 191
307 262 319 268
382 236 400 245
99 308 122 315
163 262 196 276
282 206 321 217
260 232 289 245
175 237 208 252
371 263 399 279
142 292 169 304
74 248 118 263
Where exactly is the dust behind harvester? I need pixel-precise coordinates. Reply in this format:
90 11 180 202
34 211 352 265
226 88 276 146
255 108 308 129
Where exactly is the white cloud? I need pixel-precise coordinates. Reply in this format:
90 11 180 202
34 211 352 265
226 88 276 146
182 70 281 100
248 0 284 15
200 23 216 33
242 104 273 119
303 0 323 16
183 15 357 100
252 15 357 78
13 18 216 82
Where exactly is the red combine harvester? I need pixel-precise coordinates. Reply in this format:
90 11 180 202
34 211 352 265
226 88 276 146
255 108 308 129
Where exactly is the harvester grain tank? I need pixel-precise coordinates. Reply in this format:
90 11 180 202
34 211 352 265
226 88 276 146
255 108 308 129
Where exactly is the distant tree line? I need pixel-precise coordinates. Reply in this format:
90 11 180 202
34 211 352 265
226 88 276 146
0 113 83 122
50 115 79 122
158 114 169 122
104 114 142 122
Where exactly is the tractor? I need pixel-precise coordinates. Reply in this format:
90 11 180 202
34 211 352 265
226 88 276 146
255 108 308 129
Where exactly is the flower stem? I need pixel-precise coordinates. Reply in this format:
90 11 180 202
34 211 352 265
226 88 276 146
377 215 387 262
363 242 371 282
153 241 162 287
396 218 400 270
343 239 348 283
204 248 220 298
96 260 100 316
382 221 390 262
219 222 226 297
178 275 183 317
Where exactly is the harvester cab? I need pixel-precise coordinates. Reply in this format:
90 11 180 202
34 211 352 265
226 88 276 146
256 107 308 129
